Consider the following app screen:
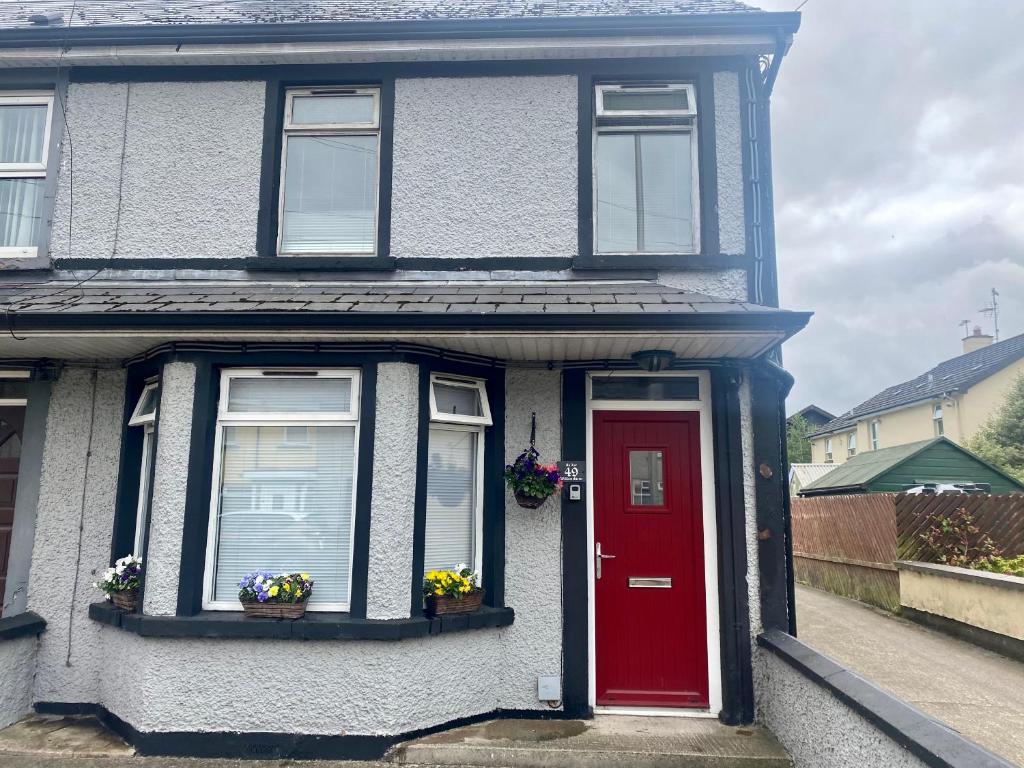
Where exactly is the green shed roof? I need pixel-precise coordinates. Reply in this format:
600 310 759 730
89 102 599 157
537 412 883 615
799 437 1024 496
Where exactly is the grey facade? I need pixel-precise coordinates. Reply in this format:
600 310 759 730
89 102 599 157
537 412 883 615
0 1 943 764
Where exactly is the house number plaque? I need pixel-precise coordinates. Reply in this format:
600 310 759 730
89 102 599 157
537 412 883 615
558 461 586 501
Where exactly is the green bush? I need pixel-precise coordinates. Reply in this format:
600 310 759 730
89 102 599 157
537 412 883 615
975 554 1024 578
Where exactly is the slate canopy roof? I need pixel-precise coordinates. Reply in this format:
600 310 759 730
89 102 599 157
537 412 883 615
809 332 1024 438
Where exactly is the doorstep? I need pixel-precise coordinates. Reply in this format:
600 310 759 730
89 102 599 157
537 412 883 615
387 716 793 768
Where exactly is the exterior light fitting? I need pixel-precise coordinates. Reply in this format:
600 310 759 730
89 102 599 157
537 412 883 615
631 350 677 372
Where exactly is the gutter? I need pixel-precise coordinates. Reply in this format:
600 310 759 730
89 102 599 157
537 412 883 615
0 12 801 49
5 309 813 335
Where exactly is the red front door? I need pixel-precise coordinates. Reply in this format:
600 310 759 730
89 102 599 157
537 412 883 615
594 411 709 708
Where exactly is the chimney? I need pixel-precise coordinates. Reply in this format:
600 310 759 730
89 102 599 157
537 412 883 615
963 325 994 354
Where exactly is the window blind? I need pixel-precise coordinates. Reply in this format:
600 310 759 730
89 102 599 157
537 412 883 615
212 424 356 606
227 376 352 414
0 178 41 248
423 427 478 573
0 104 47 165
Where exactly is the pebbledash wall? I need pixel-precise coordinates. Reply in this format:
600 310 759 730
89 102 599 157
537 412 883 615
19 358 764 737
49 71 750 301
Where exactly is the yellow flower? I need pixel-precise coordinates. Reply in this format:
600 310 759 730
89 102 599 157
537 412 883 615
434 588 443 596
300 573 310 581
269 586 279 597
283 583 291 592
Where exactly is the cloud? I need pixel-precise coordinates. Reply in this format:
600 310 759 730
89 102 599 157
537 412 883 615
756 0 1024 415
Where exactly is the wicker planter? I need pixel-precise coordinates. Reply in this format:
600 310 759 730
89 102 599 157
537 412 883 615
425 591 483 617
514 490 552 509
110 589 138 612
241 600 308 619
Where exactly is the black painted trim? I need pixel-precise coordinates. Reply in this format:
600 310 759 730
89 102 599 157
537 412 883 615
900 606 1024 665
9 13 801 50
35 700 563 762
409 367 432 616
397 256 574 272
89 600 512 641
348 362 378 619
560 369 589 718
759 629 1015 768
8 309 811 335
255 74 395 265
574 254 752 271
710 366 753 724
750 365 790 632
0 610 46 641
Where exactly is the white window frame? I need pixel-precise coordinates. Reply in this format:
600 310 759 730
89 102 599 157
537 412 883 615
847 432 857 457
203 368 361 612
127 381 158 556
870 420 881 451
593 82 701 257
428 373 493 427
824 438 833 463
933 403 944 437
0 91 54 259
276 86 381 257
424 374 491 579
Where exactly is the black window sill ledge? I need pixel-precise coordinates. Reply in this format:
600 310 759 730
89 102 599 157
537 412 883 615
89 601 513 640
0 610 47 641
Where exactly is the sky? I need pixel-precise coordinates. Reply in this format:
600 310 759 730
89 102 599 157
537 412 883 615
755 0 1024 417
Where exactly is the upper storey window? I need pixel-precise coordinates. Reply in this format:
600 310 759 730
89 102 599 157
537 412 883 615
594 84 699 256
278 87 380 256
0 92 53 259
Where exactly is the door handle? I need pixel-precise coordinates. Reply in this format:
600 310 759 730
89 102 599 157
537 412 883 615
596 541 616 580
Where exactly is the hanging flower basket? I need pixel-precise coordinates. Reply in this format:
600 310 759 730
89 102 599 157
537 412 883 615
423 566 483 616
94 555 143 613
238 571 314 620
505 447 562 509
111 589 139 613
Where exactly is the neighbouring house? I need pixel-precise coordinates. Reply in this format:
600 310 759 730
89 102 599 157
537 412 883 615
798 437 1024 498
809 328 1024 466
789 404 835 430
788 463 836 498
0 3 1005 767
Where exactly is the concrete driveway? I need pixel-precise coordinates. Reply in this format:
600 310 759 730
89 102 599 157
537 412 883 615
796 583 1024 766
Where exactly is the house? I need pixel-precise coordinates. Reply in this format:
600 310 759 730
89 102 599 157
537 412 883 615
0 3 993 766
808 328 1024 466
798 437 1024 497
788 404 834 430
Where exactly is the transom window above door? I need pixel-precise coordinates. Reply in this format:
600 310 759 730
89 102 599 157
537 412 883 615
277 87 381 257
594 83 699 256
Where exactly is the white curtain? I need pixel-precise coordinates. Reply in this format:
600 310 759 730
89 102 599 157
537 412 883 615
423 427 479 573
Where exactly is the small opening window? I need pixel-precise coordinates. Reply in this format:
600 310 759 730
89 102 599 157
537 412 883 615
596 84 696 118
128 382 159 555
870 420 881 451
824 438 833 464
847 432 857 457
429 375 492 426
933 404 944 437
277 87 381 257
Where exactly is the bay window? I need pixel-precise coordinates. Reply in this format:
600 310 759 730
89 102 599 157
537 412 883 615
277 87 380 256
423 375 492 576
204 369 361 611
0 92 53 258
127 381 158 556
594 83 699 255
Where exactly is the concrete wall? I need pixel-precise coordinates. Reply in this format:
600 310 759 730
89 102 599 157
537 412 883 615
366 362 419 620
27 368 125 705
51 81 265 261
899 563 1024 642
755 650 929 768
142 362 196 616
390 76 578 259
0 635 37 729
714 70 745 255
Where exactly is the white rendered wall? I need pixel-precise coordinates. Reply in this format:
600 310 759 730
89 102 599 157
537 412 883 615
390 76 578 259
0 635 37 729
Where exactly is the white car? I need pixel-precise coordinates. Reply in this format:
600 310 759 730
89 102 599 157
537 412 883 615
904 482 990 495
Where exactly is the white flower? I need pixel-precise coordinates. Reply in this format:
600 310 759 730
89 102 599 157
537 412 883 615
255 575 264 584
115 565 125 575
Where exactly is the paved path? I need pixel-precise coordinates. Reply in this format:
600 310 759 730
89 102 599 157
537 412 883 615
796 583 1024 766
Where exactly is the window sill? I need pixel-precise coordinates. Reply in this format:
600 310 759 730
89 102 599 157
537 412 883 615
0 611 47 641
246 255 396 271
88 601 514 640
573 253 751 270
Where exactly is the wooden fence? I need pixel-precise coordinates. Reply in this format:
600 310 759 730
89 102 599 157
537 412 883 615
792 492 1024 611
791 494 900 611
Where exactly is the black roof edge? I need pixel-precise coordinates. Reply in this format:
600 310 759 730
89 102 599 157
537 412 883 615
7 309 812 334
0 12 801 50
